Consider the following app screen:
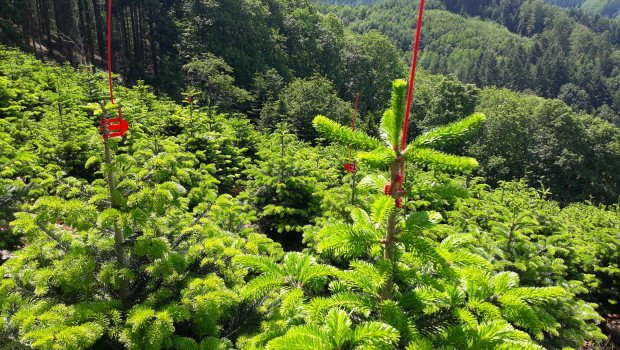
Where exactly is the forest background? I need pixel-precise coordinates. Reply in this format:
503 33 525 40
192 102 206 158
2 0 620 203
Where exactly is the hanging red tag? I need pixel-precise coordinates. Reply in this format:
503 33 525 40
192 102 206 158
385 183 402 207
100 117 129 139
344 163 357 173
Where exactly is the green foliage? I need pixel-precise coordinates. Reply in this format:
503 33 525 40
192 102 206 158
327 0 620 122
0 48 285 349
260 76 354 142
313 116 383 150
308 78 607 349
244 123 339 239
466 88 620 204
266 308 399 349
447 180 610 348
0 48 615 350
185 55 252 111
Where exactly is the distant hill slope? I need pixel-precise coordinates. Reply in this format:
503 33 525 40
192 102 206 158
543 0 587 8
543 0 620 17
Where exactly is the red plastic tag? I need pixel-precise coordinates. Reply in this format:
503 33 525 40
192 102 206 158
100 117 129 139
344 163 357 173
385 183 402 207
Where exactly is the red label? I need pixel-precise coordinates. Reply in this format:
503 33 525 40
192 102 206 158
344 163 357 173
100 117 129 139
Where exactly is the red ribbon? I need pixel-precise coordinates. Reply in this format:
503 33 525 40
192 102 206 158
344 163 357 173
394 0 425 210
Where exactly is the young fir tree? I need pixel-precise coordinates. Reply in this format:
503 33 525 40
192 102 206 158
286 79 603 349
244 122 339 242
0 50 287 349
313 79 485 299
447 179 608 348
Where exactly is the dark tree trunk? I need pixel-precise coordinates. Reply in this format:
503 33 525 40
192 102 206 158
148 6 158 76
51 0 64 54
120 7 131 62
39 0 52 51
77 0 88 64
138 4 146 66
62 0 76 64
81 0 95 66
93 0 106 61
17 0 35 48
130 3 142 63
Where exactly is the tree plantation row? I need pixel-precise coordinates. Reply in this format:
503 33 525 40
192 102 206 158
1 47 620 349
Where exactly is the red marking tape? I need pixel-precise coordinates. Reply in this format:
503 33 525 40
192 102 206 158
344 163 357 173
100 117 129 139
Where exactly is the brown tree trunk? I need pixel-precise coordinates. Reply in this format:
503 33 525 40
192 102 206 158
51 0 64 54
138 4 146 66
130 3 142 63
148 6 158 76
17 0 35 49
81 0 95 66
120 7 131 62
36 0 50 52
40 0 53 51
381 154 404 300
77 0 88 65
92 0 106 61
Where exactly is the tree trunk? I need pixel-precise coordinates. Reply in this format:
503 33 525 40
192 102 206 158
81 0 95 66
38 0 53 52
77 0 88 65
92 0 106 61
100 103 129 305
17 0 35 48
138 4 146 66
130 3 142 63
381 154 404 300
120 7 131 63
148 6 158 76
51 0 64 54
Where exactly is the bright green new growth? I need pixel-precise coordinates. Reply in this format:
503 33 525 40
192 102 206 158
313 116 383 151
314 79 484 173
0 49 610 350
305 79 604 349
313 79 485 277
